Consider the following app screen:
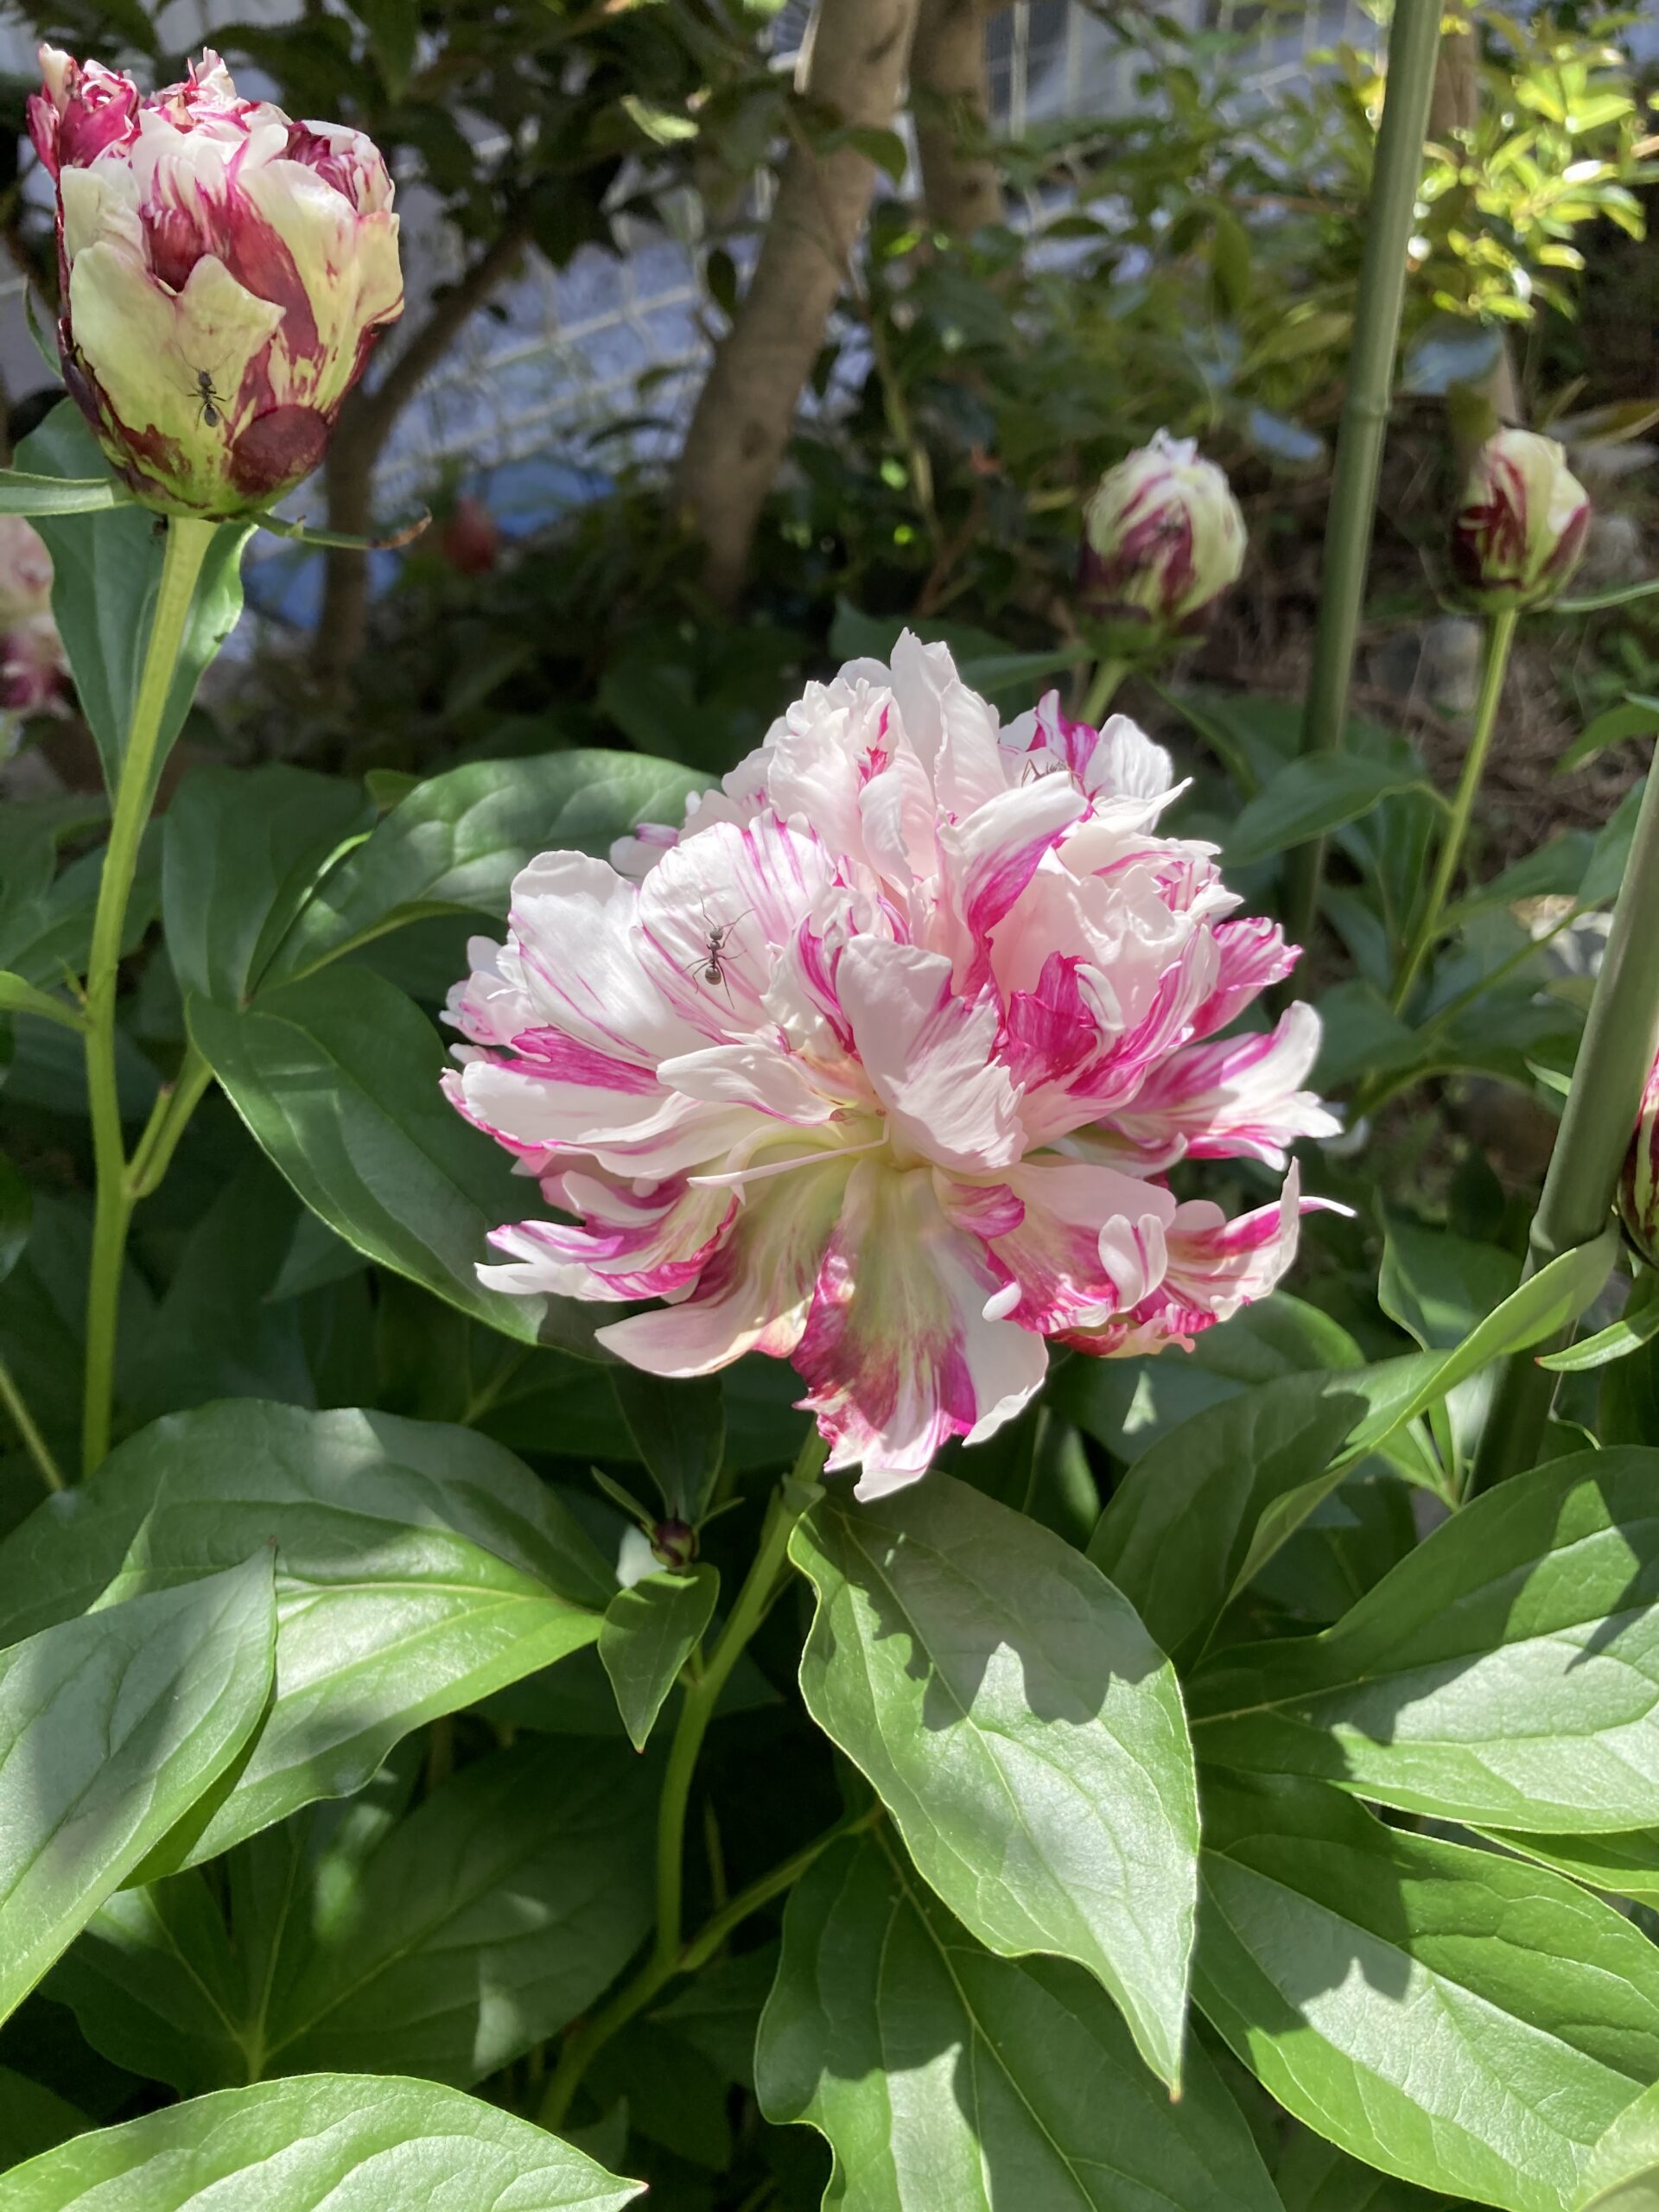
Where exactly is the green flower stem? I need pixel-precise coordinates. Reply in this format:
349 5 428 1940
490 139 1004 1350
80 514 216 1476
1468 759 1659 1495
1080 657 1126 727
0 1351 64 1493
125 1043 214 1202
1390 609 1518 1013
1279 0 1442 956
538 1796 875 2137
655 1426 826 1959
538 1425 829 2132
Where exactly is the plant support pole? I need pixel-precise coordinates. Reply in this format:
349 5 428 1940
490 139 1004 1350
1280 0 1440 954
80 514 215 1475
1469 761 1659 1493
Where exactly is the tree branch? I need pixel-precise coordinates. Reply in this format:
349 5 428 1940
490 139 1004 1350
671 0 925 610
313 219 532 683
347 219 533 455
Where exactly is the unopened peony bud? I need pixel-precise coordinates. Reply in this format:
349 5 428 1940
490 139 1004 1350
0 518 67 715
29 47 403 520
0 517 55 628
1451 428 1590 612
1079 430 1247 654
0 615 69 716
442 495 500 578
650 1519 697 1570
1619 1057 1659 1269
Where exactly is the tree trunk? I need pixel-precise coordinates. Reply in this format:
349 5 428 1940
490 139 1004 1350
1430 16 1522 446
312 224 531 684
313 427 377 686
1428 15 1478 141
672 0 923 610
910 0 1002 238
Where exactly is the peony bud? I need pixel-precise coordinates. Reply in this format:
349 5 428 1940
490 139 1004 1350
650 1518 698 1571
0 518 67 716
29 47 403 520
0 517 55 628
441 495 500 578
0 614 69 717
1451 427 1590 612
1079 429 1247 654
1619 1056 1659 1269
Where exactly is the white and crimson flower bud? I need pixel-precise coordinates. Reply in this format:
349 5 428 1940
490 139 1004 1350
0 518 67 718
29 47 403 520
1618 1056 1659 1270
1079 430 1247 655
1452 427 1590 612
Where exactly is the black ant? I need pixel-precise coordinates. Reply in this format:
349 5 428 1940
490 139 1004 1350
689 906 750 1001
186 366 230 428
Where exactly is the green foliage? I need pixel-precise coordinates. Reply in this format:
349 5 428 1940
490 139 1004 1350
52 1742 654 2089
0 1402 611 1857
758 1832 1281 2210
1197 1773 1659 2211
600 1566 720 1751
0 1560 276 2025
791 1476 1200 2088
0 2075 643 2209
17 410 252 805
3 1 1658 2202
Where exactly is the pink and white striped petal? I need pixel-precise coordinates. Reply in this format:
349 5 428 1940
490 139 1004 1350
836 938 1022 1173
974 1158 1178 1334
794 1162 1048 1497
599 1150 855 1375
1109 1002 1341 1169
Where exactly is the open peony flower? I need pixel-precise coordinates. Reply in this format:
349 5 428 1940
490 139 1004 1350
29 46 402 518
445 638 1338 1496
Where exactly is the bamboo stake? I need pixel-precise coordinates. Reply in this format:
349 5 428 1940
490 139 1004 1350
1280 0 1442 953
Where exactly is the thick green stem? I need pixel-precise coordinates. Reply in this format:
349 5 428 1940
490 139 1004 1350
537 1426 829 2132
1391 610 1518 1012
654 1427 826 1960
1080 658 1126 727
0 1351 65 1493
1468 760 1659 1494
537 1796 873 2136
80 516 216 1476
1279 0 1441 954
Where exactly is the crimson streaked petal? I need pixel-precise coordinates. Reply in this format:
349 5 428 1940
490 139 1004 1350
794 1162 1047 1497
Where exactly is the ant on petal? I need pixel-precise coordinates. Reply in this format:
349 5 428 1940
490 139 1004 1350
690 905 751 1006
185 365 230 429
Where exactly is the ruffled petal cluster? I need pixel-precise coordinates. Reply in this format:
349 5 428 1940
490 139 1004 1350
29 47 402 518
447 639 1338 1495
